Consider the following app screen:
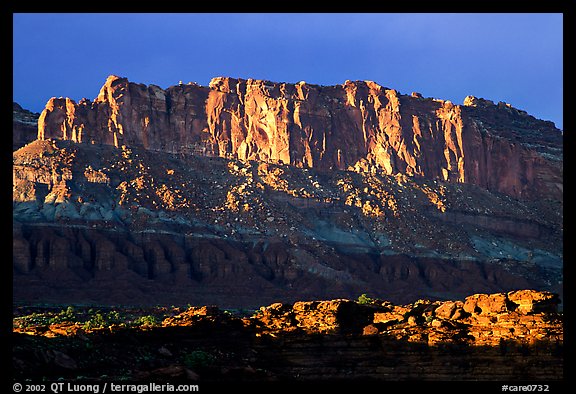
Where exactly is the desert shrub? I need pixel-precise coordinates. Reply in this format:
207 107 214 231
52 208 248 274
134 315 159 327
357 293 376 305
49 306 77 324
82 312 107 330
107 310 122 324
14 312 52 328
182 350 215 369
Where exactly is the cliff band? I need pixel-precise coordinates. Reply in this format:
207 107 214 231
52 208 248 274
37 75 562 200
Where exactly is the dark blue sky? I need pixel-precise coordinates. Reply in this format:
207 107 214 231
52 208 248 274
13 13 563 129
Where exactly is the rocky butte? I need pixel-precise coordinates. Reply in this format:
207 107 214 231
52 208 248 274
13 75 562 308
12 75 564 382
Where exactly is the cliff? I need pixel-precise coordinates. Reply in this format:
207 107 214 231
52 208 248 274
37 75 563 200
14 75 563 308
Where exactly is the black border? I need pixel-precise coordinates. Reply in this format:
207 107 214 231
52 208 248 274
6 2 573 392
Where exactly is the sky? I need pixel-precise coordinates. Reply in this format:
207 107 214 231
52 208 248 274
13 13 563 129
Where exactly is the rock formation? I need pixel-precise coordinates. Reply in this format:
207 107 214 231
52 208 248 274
12 74 565 383
248 290 563 346
13 75 563 308
13 102 40 150
37 75 563 200
12 290 563 381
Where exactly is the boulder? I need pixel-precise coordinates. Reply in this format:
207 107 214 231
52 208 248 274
507 290 560 314
463 293 509 315
434 301 467 320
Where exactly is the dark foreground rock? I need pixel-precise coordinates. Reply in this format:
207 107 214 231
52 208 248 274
12 291 563 382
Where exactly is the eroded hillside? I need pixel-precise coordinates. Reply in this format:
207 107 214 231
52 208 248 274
13 139 562 307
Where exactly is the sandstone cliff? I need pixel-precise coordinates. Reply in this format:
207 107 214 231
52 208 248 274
13 75 565 383
37 75 563 200
15 75 563 308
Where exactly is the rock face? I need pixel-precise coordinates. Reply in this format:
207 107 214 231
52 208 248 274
251 300 376 334
13 75 564 383
37 75 563 200
245 292 563 381
13 102 40 150
14 220 560 308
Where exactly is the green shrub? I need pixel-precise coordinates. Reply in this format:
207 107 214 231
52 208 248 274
83 313 107 330
48 306 77 324
107 311 122 324
134 315 159 327
182 350 215 369
14 312 52 328
357 293 375 305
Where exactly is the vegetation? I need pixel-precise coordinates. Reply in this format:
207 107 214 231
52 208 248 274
82 313 108 330
133 315 160 327
13 305 176 331
182 350 216 369
49 306 77 324
357 293 377 305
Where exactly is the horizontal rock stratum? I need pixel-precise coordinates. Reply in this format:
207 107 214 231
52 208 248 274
13 75 564 382
37 75 563 200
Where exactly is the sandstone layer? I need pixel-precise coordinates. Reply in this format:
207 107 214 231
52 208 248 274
36 75 563 200
12 76 565 384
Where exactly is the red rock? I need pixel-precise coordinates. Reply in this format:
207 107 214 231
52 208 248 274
407 316 419 326
463 293 509 315
373 311 405 324
252 299 379 334
507 290 559 314
434 301 466 320
362 324 380 335
37 75 562 200
12 133 562 308
162 305 230 327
